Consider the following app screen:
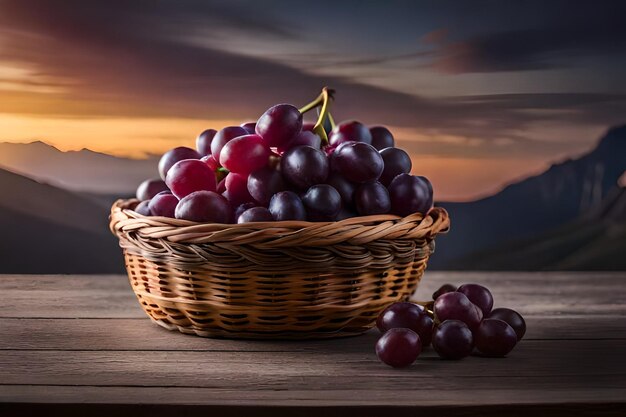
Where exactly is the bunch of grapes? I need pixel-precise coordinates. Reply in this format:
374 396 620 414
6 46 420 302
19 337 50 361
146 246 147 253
133 88 433 223
375 283 526 368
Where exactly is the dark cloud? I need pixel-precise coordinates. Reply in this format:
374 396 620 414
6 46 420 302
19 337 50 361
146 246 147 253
432 2 626 73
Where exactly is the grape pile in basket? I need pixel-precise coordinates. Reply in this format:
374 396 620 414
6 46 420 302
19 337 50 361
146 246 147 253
375 283 526 368
133 88 432 223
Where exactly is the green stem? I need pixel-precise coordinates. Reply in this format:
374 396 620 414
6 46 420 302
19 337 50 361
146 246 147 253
298 92 325 114
328 112 337 129
313 87 334 145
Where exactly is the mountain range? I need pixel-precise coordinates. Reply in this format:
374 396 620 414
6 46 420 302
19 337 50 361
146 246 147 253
431 125 626 270
0 125 624 273
0 141 157 194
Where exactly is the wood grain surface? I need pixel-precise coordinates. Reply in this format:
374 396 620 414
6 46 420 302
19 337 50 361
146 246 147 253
1 272 625 416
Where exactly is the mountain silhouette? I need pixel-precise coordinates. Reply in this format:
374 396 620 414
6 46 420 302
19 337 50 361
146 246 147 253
431 125 626 268
0 167 123 273
0 141 158 194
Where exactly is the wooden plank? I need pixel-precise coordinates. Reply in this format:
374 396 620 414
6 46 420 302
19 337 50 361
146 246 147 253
1 315 625 352
0 340 624 390
1 272 625 319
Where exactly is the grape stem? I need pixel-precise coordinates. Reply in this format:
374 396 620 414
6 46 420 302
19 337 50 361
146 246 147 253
298 87 335 145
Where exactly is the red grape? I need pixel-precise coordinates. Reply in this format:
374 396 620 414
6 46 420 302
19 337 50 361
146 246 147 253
219 134 271 176
388 174 433 216
281 145 329 190
302 184 341 221
136 178 169 201
175 191 231 223
379 148 412 186
247 167 285 205
434 291 483 330
237 206 274 223
432 283 457 300
148 193 178 218
268 191 307 221
158 147 201 180
225 173 255 207
210 126 248 161
256 103 303 147
329 120 372 146
216 177 226 194
488 308 526 340
355 181 391 215
240 122 256 134
196 129 217 156
432 320 474 359
200 155 220 171
302 121 315 131
457 283 494 316
134 200 152 216
370 126 395 150
331 142 383 183
165 159 217 199
474 319 518 357
376 328 421 368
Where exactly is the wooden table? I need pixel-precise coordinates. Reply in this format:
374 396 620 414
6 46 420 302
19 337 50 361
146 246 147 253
1 272 625 416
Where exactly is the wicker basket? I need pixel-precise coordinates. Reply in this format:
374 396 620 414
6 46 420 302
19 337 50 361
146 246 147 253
109 199 449 339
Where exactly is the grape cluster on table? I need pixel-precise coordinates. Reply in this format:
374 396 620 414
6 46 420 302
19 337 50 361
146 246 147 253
375 283 526 368
133 103 434 223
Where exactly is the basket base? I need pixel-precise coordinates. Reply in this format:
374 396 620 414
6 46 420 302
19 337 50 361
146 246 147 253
148 316 371 340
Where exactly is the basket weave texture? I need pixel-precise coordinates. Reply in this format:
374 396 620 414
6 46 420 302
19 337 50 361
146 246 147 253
110 199 450 339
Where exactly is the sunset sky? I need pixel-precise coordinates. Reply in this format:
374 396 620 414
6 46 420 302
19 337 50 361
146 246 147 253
1 0 625 200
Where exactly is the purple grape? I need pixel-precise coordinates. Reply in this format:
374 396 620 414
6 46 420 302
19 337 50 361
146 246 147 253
488 308 526 340
414 314 434 346
234 202 257 220
210 126 248 161
165 159 217 199
196 129 217 156
457 283 494 316
355 181 391 215
326 173 356 208
237 206 274 223
433 292 483 330
247 167 285 205
269 191 307 221
433 283 457 300
136 178 169 201
134 200 152 216
388 174 433 216
158 147 201 180
225 173 255 207
331 142 383 183
281 145 329 190
370 126 395 150
240 122 256 134
256 103 303 147
302 184 341 221
377 302 424 333
474 319 518 357
379 148 412 186
277 131 322 154
329 120 372 146
148 193 178 218
175 191 231 223
302 121 316 131
375 328 421 368
432 320 474 359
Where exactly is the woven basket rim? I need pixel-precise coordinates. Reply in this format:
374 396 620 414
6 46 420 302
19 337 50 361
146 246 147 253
110 198 450 247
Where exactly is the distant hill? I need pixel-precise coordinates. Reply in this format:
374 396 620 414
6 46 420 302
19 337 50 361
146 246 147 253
0 141 157 194
431 125 626 269
0 167 124 274
447 187 626 270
